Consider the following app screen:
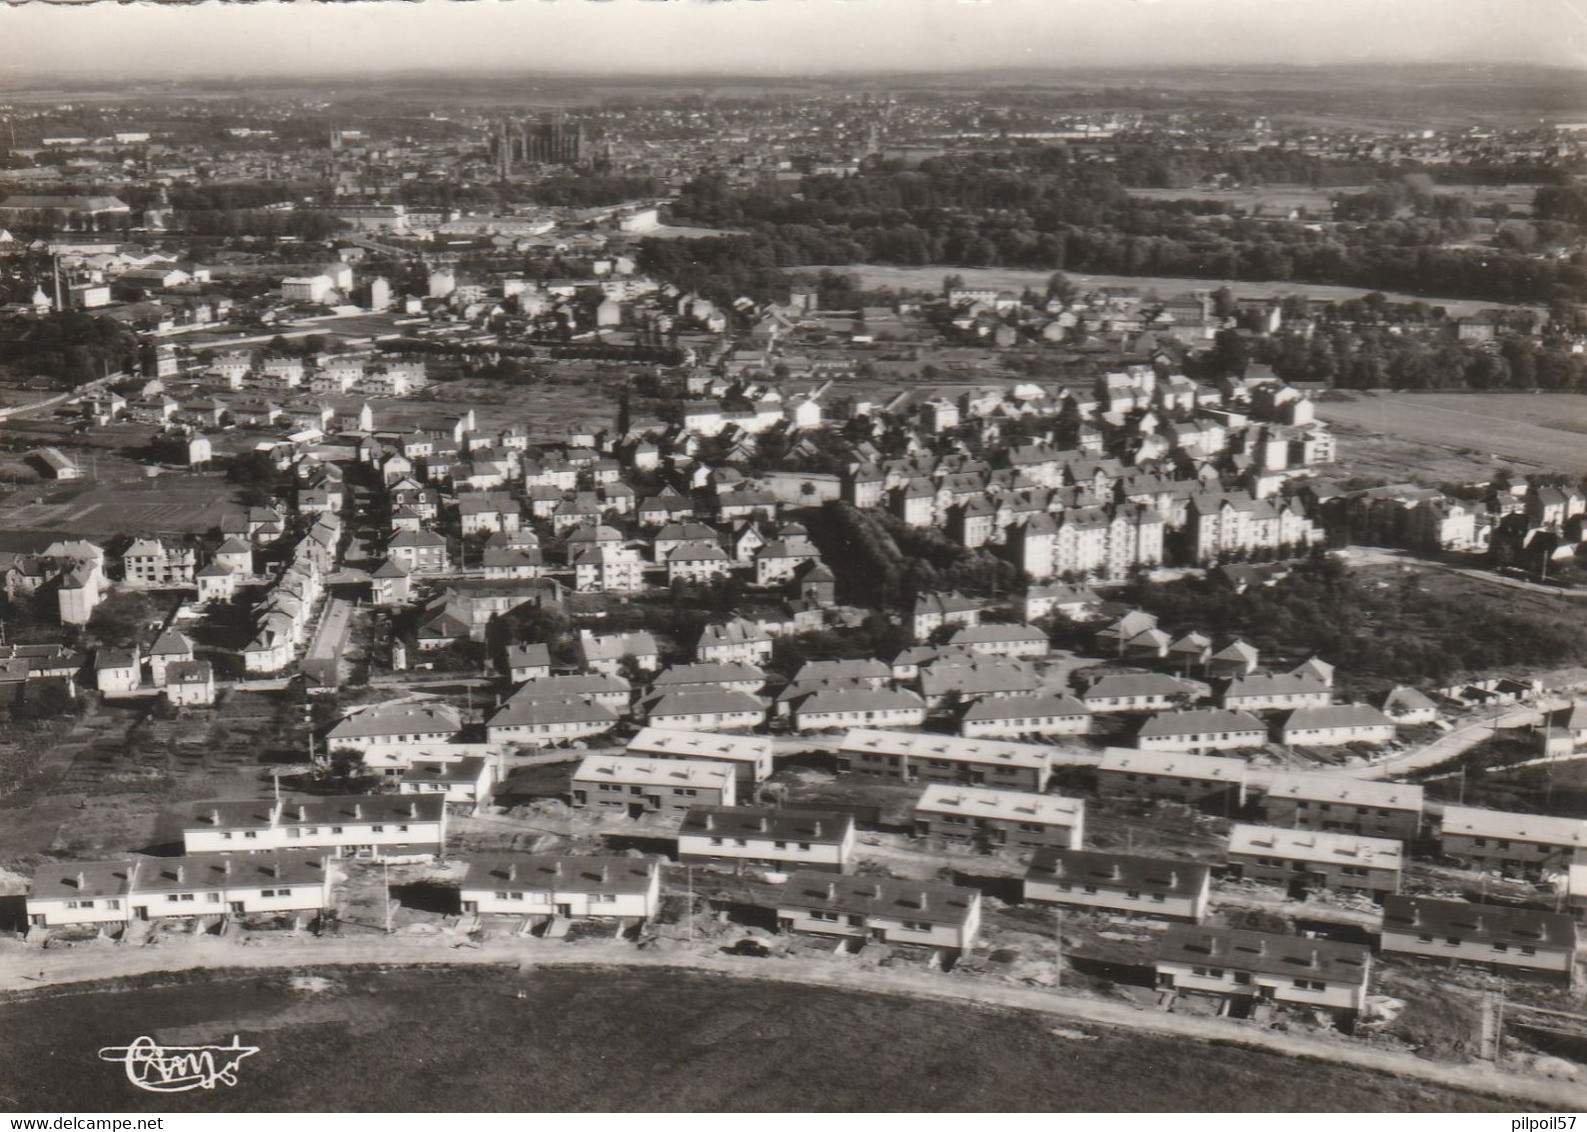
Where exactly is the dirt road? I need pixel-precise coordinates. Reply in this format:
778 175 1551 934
2 934 1581 1108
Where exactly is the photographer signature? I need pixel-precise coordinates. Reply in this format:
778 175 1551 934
98 1036 259 1093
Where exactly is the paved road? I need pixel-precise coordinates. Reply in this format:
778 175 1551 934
306 597 354 663
1 936 1579 1108
1349 705 1539 781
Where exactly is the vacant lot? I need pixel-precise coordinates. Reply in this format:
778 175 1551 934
800 264 1540 317
0 967 1505 1112
1316 391 1587 478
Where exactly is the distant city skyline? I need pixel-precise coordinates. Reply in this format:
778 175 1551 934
0 0 1581 83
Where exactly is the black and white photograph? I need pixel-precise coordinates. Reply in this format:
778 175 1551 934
0 0 1583 1117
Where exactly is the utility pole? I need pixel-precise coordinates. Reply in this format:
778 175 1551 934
1053 904 1063 988
685 864 694 946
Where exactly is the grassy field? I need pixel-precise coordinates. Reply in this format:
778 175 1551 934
0 472 242 548
0 967 1507 1112
800 264 1541 318
1315 391 1587 478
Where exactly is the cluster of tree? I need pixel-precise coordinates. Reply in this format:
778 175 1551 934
525 173 663 209
658 154 1587 306
1121 557 1587 688
1532 183 1587 226
1254 328 1587 392
226 449 290 508
0 311 137 388
177 208 345 241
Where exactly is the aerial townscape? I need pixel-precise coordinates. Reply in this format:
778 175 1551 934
3 0 1587 1118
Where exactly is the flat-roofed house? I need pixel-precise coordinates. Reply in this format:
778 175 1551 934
1155 926 1372 1014
1136 708 1266 753
626 727 774 785
777 871 982 955
1096 747 1247 810
398 756 493 803
460 855 661 921
1381 895 1576 979
838 728 1051 792
678 806 855 874
1439 805 1587 874
1262 772 1423 842
1227 824 1402 896
182 796 446 860
913 784 1083 850
960 692 1091 739
1279 704 1397 748
570 754 736 815
1025 848 1211 923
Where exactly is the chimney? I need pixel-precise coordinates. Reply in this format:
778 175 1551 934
1110 864 1122 881
74 871 85 890
507 862 517 882
917 892 929 911
408 801 419 819
554 860 563 877
353 802 363 820
601 864 610 883
812 820 823 838
1310 949 1320 969
1168 871 1178 889
826 881 837 900
758 815 769 833
175 865 185 883
210 808 221 827
298 805 308 821
704 812 714 831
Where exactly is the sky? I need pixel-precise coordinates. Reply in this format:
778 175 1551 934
0 0 1582 82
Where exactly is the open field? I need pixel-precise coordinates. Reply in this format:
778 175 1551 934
800 264 1541 317
0 472 242 549
1315 391 1587 478
0 967 1506 1112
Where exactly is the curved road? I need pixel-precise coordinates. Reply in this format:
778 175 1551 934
1 936 1581 1108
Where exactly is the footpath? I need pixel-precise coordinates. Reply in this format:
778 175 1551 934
1 933 1583 1109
